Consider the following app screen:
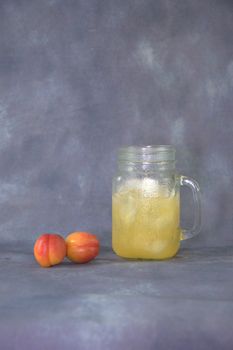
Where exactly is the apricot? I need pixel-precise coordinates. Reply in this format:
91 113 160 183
34 233 66 267
66 232 99 263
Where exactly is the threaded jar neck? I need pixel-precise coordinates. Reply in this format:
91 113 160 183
117 145 176 173
118 145 175 162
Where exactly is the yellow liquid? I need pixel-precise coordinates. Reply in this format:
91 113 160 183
112 181 180 260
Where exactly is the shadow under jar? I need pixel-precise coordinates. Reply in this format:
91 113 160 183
112 145 201 260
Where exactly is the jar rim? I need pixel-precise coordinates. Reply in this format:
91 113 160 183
118 145 176 163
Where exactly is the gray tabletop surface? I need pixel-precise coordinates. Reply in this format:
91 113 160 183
0 242 233 350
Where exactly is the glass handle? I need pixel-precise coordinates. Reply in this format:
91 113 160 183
180 175 201 240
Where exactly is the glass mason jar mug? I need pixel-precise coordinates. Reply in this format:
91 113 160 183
112 146 201 260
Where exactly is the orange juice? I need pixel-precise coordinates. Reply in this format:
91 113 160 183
112 179 180 259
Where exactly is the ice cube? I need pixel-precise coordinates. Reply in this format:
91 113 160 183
141 178 159 197
118 179 142 193
151 239 170 254
119 192 138 225
117 178 159 197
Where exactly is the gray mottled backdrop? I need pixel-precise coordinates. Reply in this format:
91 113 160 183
0 0 232 247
